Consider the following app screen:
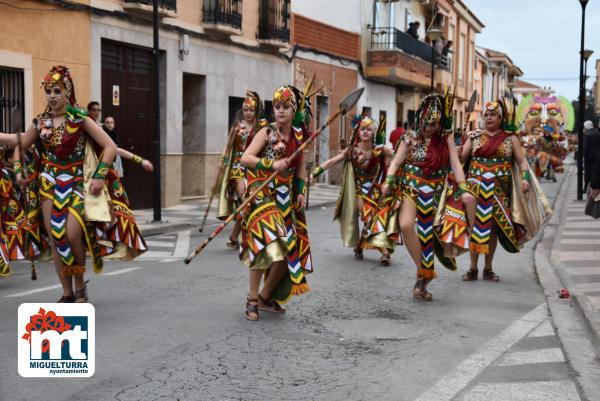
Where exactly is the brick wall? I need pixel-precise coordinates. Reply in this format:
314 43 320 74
292 14 360 61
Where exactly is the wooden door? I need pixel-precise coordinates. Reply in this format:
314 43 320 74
101 40 155 209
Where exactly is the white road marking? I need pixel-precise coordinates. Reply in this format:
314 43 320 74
5 267 144 297
560 239 600 245
101 267 144 276
497 348 565 366
559 251 599 261
5 284 62 298
563 267 600 275
413 304 546 401
173 230 191 258
529 320 555 337
460 381 580 401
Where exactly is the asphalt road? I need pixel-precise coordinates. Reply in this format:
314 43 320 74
0 176 590 401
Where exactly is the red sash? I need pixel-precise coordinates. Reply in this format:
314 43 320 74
414 135 449 175
474 131 511 158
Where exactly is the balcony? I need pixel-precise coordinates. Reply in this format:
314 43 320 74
257 0 290 48
122 0 177 18
366 27 451 88
203 0 242 35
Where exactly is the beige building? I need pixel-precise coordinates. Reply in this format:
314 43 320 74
0 0 91 132
90 0 292 208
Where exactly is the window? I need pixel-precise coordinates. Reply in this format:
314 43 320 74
458 33 466 86
0 66 25 133
362 106 372 117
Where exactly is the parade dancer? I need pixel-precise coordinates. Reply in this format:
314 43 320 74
0 145 48 272
311 114 394 265
239 85 313 321
379 93 475 300
11 65 146 302
461 100 552 282
217 91 266 249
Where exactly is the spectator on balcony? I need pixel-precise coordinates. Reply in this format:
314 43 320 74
442 40 453 57
406 21 420 40
434 37 445 58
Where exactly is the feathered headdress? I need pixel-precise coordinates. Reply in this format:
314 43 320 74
41 65 77 106
244 90 267 127
416 90 454 136
501 97 518 133
375 113 386 146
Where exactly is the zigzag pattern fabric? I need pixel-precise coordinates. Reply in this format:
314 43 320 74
416 186 436 277
471 172 495 254
49 168 80 266
240 163 312 301
467 157 513 254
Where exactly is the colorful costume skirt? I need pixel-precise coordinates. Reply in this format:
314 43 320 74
98 167 147 260
240 168 312 304
467 156 519 254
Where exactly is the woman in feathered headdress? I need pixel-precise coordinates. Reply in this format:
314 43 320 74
6 65 145 302
239 85 313 321
216 90 267 248
310 114 395 265
460 99 551 283
378 93 475 301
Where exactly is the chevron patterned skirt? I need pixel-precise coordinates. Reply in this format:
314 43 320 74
240 168 312 304
401 165 447 279
467 157 518 254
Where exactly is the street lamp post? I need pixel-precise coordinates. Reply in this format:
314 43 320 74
576 0 589 201
427 27 442 93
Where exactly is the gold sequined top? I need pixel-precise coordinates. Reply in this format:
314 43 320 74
471 133 514 160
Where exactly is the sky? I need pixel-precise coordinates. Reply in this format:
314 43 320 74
462 0 600 101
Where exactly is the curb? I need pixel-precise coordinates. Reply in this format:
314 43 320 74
541 167 600 361
139 199 339 237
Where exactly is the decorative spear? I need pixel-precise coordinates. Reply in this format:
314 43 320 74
184 87 364 264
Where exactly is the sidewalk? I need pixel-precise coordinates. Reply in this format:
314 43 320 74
548 167 600 359
134 183 341 237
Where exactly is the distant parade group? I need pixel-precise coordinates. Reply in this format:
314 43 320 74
4 64 581 321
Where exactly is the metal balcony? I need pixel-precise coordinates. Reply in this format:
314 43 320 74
203 0 242 31
257 0 290 46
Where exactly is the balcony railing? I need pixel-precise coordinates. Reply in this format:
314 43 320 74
258 0 290 43
123 0 177 11
203 0 242 30
370 27 451 71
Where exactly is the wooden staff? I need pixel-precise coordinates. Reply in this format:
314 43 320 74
15 131 37 280
185 87 364 264
198 124 238 232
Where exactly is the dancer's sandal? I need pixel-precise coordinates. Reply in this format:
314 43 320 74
462 269 478 281
413 279 423 299
419 278 433 301
57 295 75 303
74 284 88 303
258 294 286 313
226 237 239 249
245 298 259 321
354 247 364 260
379 253 391 266
482 269 500 282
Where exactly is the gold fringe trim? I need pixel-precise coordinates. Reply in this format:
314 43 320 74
291 282 310 296
417 268 437 280
64 264 86 276
470 243 489 254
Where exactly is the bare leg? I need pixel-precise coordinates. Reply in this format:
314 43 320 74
398 200 421 267
260 261 288 300
230 179 246 242
41 200 73 298
66 212 86 293
248 270 263 300
469 250 480 271
484 228 498 270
